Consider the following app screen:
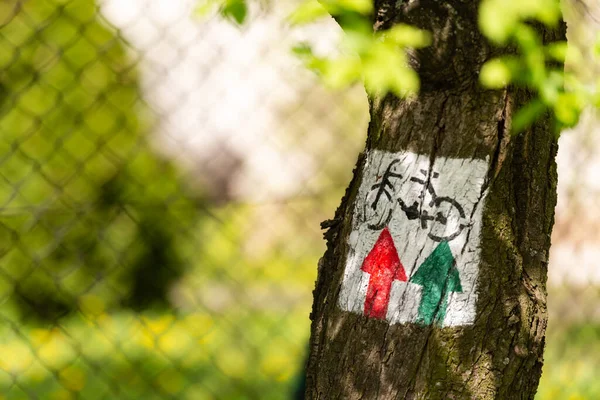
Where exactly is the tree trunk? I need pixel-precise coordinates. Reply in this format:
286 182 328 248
305 1 565 399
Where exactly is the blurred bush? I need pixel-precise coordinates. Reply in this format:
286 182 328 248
0 0 205 321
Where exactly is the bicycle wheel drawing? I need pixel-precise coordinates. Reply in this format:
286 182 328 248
426 196 467 242
364 186 394 230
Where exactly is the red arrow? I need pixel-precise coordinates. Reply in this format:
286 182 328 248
361 227 407 319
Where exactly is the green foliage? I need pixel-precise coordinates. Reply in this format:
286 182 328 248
0 0 204 321
291 0 372 21
195 0 249 25
222 0 248 24
288 0 596 132
479 0 561 44
204 0 600 133
479 58 514 89
291 1 430 97
288 0 331 24
478 0 595 133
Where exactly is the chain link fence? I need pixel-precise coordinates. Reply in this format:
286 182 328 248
0 0 597 399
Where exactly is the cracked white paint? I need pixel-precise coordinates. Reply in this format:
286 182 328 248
339 150 490 326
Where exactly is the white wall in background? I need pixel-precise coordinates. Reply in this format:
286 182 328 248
99 0 341 201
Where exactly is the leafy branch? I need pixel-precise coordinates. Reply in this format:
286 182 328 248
198 0 599 133
478 0 595 132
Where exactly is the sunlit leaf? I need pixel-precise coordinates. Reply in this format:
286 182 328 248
383 24 432 48
479 0 516 44
362 43 418 96
529 0 561 26
344 28 375 52
335 12 373 35
194 0 223 17
321 0 373 15
291 43 314 56
546 41 568 63
390 68 420 97
592 85 600 108
220 0 247 25
288 0 329 25
512 99 547 133
479 0 560 44
513 24 541 51
480 58 512 89
321 57 362 88
539 70 563 104
554 92 583 128
594 33 600 60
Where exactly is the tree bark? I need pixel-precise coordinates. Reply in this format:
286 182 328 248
305 1 565 399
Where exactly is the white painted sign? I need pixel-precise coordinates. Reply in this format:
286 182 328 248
338 150 489 327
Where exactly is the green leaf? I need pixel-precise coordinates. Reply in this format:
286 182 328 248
339 0 373 14
512 100 547 133
480 58 512 89
220 0 247 25
390 68 420 97
539 70 564 104
321 57 362 88
529 0 561 27
594 33 600 60
554 92 583 128
383 24 432 48
335 12 373 36
362 43 419 96
546 41 568 63
513 24 541 52
478 0 560 44
194 0 223 17
288 0 329 25
291 43 314 57
479 0 516 44
320 0 373 15
343 28 375 53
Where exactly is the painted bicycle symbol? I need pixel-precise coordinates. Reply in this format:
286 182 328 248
364 159 467 242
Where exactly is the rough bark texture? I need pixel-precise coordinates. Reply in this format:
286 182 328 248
305 1 565 399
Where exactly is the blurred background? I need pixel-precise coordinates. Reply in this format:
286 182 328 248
0 0 597 399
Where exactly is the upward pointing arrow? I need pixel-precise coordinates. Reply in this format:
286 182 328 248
361 227 407 319
410 241 463 326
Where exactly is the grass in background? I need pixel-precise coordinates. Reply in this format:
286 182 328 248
0 308 310 399
537 322 600 400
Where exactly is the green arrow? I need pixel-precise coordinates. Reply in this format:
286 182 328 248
410 241 463 326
